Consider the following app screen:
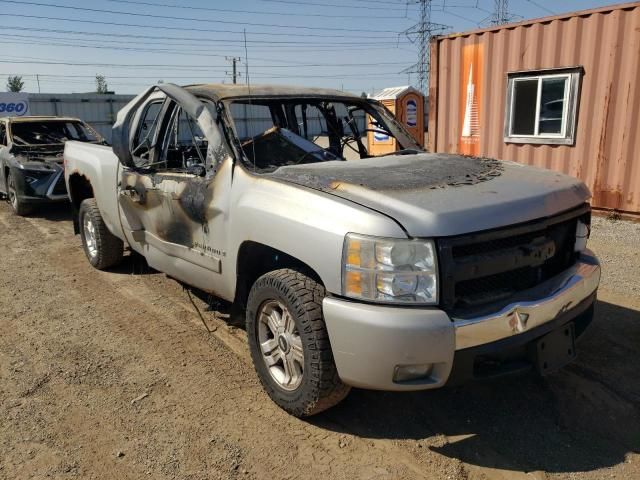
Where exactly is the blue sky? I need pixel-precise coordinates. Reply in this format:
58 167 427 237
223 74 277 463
0 0 624 94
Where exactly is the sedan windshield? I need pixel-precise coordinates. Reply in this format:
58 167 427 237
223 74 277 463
11 121 102 146
228 98 422 171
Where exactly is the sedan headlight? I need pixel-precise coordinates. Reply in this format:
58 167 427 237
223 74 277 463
342 233 438 304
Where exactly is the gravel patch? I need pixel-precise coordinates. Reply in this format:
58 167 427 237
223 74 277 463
589 216 640 296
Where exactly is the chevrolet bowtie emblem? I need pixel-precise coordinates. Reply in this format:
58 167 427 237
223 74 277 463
509 310 530 333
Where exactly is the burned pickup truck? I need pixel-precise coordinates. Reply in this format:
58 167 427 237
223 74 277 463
64 84 600 417
0 116 104 215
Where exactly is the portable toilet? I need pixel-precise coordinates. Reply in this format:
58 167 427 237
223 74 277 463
368 86 424 156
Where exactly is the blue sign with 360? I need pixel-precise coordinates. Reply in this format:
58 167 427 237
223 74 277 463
0 101 28 116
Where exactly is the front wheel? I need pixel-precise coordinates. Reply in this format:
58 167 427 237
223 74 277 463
6 170 34 216
246 269 350 417
79 198 124 270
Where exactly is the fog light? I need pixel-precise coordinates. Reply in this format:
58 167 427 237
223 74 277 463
393 364 432 383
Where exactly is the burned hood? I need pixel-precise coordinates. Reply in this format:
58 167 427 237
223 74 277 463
269 153 591 237
11 144 65 165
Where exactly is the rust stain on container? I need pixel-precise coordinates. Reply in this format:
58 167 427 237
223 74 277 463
429 2 640 215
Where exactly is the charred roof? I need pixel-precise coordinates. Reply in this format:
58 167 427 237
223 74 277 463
2 116 83 123
185 83 363 102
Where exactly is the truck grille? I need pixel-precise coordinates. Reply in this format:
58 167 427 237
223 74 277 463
51 172 67 195
437 205 590 316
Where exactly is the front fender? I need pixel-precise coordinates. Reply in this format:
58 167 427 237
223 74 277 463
227 167 406 295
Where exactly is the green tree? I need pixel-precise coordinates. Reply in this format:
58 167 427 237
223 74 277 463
95 74 109 94
6 76 24 92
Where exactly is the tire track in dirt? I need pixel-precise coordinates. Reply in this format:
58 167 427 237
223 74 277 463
2 203 639 480
0 204 467 480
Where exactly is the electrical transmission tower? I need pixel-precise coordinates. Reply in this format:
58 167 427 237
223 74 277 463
403 0 449 95
482 0 518 26
493 0 510 24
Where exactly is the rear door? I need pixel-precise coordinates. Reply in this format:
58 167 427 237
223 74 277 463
115 85 233 294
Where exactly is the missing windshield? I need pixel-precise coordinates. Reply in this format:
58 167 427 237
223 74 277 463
228 98 420 171
11 120 102 146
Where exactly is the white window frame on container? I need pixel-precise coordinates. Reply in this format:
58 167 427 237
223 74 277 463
504 67 582 145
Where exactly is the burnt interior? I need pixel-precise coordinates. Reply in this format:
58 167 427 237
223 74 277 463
229 98 420 172
10 120 101 146
241 126 337 170
438 205 591 317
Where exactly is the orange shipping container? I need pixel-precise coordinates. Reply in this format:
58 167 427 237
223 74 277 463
429 2 640 215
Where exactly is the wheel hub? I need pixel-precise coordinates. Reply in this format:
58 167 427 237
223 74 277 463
278 334 290 354
7 175 17 208
83 215 98 258
257 300 304 391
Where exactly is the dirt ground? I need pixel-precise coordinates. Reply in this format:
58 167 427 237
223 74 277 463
0 202 638 480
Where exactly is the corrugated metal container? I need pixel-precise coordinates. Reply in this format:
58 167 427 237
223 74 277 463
28 93 134 142
429 2 640 215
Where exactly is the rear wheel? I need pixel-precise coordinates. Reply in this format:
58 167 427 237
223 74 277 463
79 198 123 270
6 171 34 216
246 269 350 417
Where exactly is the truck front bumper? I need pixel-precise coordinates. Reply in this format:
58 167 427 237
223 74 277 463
323 251 600 391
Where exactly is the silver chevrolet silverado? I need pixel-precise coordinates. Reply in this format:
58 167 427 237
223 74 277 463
63 83 600 417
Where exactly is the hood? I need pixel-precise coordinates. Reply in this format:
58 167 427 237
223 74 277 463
269 153 591 237
11 144 65 167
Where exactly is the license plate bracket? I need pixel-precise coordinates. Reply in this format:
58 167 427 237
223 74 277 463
533 322 576 375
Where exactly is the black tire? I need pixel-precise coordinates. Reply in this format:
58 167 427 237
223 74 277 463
246 268 350 417
6 170 34 216
78 198 124 270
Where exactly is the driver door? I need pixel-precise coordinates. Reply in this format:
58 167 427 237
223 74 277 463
116 85 233 294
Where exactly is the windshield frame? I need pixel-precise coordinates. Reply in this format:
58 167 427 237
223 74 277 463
8 119 104 147
222 96 423 172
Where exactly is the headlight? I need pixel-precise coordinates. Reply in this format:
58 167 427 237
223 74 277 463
342 233 438 304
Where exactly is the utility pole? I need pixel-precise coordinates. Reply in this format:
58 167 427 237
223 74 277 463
36 74 41 93
225 56 242 84
403 0 449 95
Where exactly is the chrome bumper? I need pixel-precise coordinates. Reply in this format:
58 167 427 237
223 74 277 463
322 251 599 391
453 250 601 349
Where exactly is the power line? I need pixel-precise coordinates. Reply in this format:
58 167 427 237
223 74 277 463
1 34 411 54
3 25 410 47
103 0 410 20
437 8 481 25
524 0 555 15
0 58 413 70
0 1 402 34
0 12 407 40
255 0 415 11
